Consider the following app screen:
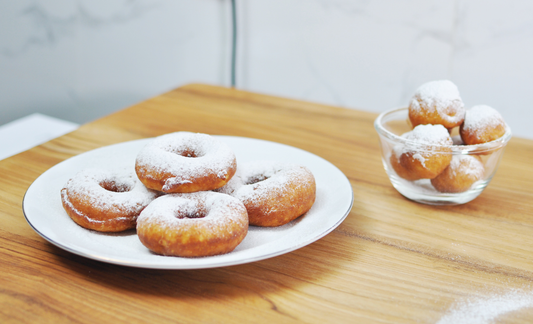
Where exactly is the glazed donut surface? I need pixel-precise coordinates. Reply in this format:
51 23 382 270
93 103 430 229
216 161 316 227
136 191 248 257
61 168 159 232
135 132 237 193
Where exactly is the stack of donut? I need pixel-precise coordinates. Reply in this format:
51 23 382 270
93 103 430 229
60 132 316 257
390 80 507 193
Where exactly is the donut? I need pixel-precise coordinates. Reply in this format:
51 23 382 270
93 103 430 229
431 155 484 193
389 149 420 181
408 80 465 129
135 132 237 193
136 192 248 257
460 105 506 145
216 161 316 227
61 168 159 232
397 124 453 180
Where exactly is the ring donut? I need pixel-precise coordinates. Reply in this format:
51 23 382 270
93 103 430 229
61 168 159 232
135 132 237 193
136 191 248 257
216 161 316 227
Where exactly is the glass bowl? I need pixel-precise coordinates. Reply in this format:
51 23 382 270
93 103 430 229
374 107 512 205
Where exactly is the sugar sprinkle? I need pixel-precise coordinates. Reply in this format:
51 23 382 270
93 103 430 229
437 290 533 324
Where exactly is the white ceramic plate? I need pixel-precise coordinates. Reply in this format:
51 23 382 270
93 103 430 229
23 136 353 269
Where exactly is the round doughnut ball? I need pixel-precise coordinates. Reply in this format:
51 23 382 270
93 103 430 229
136 191 248 257
135 132 237 193
61 168 159 232
389 149 420 181
431 155 484 193
460 105 506 145
408 80 465 129
216 161 316 227
398 124 453 180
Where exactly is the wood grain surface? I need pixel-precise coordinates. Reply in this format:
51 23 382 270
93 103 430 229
1 84 533 323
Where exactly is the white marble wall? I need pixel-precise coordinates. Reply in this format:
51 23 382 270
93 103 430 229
1 0 532 139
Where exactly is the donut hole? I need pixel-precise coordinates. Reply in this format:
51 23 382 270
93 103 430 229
99 180 133 193
245 174 270 185
172 148 205 158
174 207 207 219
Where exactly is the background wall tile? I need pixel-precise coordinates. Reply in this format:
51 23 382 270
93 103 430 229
1 0 531 139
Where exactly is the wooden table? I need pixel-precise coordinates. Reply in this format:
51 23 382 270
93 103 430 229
1 84 533 323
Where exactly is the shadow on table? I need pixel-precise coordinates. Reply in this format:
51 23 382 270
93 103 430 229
50 225 361 304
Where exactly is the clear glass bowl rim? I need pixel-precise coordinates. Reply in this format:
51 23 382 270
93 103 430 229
374 107 512 153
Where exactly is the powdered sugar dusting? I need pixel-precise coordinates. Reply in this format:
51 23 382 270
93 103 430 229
412 153 427 167
405 124 452 145
462 105 504 132
63 168 159 219
216 161 314 209
135 132 236 189
437 290 533 324
137 191 247 231
448 155 484 178
416 80 460 101
409 80 465 124
394 125 452 172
